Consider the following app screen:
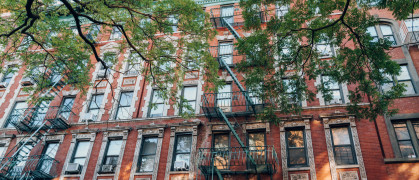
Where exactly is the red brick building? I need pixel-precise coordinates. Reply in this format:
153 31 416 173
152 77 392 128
0 1 418 180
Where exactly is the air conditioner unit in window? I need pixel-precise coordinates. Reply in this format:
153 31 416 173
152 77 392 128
82 113 98 122
101 164 115 173
21 77 34 86
174 161 188 171
66 163 81 174
0 82 8 88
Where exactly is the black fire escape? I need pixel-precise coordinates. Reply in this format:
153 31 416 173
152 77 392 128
0 66 75 180
198 5 279 180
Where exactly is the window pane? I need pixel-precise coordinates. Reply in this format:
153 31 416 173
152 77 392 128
105 156 119 165
119 92 133 106
289 148 306 165
183 87 197 101
286 130 304 148
116 107 131 120
367 26 377 36
214 134 229 149
276 5 288 17
74 141 90 158
405 18 419 32
399 141 417 158
174 154 190 169
149 104 164 117
0 146 5 157
44 143 59 158
380 25 393 36
248 132 265 147
139 155 155 172
322 76 339 89
397 65 412 81
413 122 419 139
331 127 351 145
142 137 158 155
106 140 123 156
73 157 86 166
89 94 104 109
15 102 28 109
62 97 75 110
176 135 192 153
152 90 164 103
394 123 411 140
400 81 416 95
334 146 355 165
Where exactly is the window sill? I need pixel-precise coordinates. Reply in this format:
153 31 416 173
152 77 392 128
288 166 310 171
384 158 419 164
399 94 419 98
134 172 153 176
336 164 359 169
169 171 190 174
62 174 81 178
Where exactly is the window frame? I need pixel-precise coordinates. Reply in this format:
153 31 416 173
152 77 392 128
392 119 419 159
1 66 17 85
367 23 398 45
329 124 357 165
69 140 90 172
147 89 165 118
115 91 134 120
137 136 159 173
59 96 75 119
321 75 344 105
382 64 416 95
88 94 104 114
212 132 231 170
171 133 193 171
180 86 198 114
5 101 28 128
109 26 122 41
101 138 123 173
218 41 234 65
285 127 308 167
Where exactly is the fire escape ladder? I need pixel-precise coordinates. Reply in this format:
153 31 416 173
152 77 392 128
0 68 71 179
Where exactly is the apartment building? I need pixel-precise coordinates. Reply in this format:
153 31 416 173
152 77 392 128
0 1 418 180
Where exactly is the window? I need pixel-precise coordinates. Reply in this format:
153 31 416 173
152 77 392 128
181 86 197 114
184 50 199 70
168 15 178 32
5 102 28 128
101 139 123 173
137 137 158 172
276 4 289 18
321 75 344 105
283 79 299 104
115 91 133 120
221 5 234 25
125 53 142 76
32 101 50 127
367 24 396 45
393 121 418 158
87 24 101 41
405 18 419 32
172 134 192 171
248 131 266 163
330 126 356 165
87 94 104 121
148 90 164 117
158 50 172 72
59 97 75 120
18 36 31 50
39 142 59 174
110 26 122 40
315 37 334 57
101 54 116 70
218 42 233 65
70 141 90 172
45 31 58 48
71 27 78 35
217 84 232 112
286 128 307 167
382 65 416 95
1 66 17 86
366 26 379 42
248 84 263 105
213 133 230 170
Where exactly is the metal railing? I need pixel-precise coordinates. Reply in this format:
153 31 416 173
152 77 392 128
201 91 266 118
209 5 269 28
8 106 75 132
4 155 59 179
197 146 279 175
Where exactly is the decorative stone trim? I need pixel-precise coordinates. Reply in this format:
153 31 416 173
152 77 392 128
339 171 359 180
321 114 367 180
130 125 166 180
290 173 309 180
164 123 199 180
60 132 97 180
42 134 65 144
93 129 130 180
141 85 171 118
0 134 14 157
279 116 316 180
